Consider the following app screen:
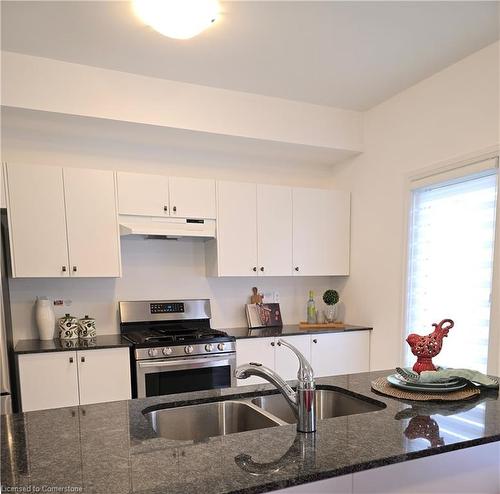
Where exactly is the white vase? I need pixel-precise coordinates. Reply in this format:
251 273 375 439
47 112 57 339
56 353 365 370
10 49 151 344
35 297 55 340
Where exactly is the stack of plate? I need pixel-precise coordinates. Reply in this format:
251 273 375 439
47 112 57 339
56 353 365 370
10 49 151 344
387 372 468 393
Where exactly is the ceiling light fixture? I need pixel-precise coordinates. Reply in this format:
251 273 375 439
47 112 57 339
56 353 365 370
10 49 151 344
132 0 220 40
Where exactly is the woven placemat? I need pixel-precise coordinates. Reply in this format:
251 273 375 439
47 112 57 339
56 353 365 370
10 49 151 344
371 376 480 401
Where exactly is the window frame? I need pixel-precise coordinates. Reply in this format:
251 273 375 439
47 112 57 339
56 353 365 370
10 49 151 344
400 150 500 374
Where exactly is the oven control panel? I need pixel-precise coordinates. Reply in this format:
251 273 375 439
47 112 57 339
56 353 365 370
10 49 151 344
150 302 185 314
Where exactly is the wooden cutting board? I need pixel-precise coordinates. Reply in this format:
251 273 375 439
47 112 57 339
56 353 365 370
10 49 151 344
299 322 346 329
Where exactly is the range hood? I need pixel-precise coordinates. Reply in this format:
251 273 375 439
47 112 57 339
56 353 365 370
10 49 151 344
119 215 215 239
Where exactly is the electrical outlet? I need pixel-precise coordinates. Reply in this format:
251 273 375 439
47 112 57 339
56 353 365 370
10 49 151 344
274 292 280 303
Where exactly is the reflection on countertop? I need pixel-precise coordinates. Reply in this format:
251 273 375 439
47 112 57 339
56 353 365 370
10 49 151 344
1 370 498 494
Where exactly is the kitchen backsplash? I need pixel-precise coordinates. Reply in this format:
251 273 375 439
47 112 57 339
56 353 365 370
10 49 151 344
8 237 347 342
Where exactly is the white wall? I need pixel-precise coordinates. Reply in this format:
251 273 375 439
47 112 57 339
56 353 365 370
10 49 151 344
329 42 500 373
9 238 345 341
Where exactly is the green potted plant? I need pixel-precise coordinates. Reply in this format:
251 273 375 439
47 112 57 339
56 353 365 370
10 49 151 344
322 289 339 323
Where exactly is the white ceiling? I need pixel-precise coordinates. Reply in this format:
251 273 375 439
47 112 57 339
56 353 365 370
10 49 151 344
1 1 499 111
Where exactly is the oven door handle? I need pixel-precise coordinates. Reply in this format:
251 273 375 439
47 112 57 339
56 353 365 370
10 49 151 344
138 355 234 370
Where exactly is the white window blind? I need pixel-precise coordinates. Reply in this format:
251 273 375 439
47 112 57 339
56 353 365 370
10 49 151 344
405 167 498 373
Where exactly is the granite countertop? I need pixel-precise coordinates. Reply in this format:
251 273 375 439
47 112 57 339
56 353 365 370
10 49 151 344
13 326 372 353
1 370 498 494
224 324 372 339
14 334 131 354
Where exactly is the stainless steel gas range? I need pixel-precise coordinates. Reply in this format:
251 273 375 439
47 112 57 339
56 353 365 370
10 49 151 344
120 299 236 398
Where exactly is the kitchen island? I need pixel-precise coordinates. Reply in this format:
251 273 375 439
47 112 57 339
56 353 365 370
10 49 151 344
1 370 498 493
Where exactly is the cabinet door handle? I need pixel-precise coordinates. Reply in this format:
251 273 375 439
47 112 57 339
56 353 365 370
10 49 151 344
72 266 77 272
164 205 168 212
69 357 74 363
313 339 317 344
81 356 85 363
62 266 67 272
260 267 264 272
252 267 257 272
173 206 177 213
294 266 299 272
270 342 275 347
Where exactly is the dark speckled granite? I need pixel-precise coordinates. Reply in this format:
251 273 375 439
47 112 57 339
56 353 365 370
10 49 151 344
14 334 131 354
1 370 498 494
224 324 372 339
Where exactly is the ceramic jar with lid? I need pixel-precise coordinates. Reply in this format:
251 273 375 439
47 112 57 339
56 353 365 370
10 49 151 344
58 314 79 340
78 315 96 339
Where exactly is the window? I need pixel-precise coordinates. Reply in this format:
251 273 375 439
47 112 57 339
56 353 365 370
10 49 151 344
405 162 498 373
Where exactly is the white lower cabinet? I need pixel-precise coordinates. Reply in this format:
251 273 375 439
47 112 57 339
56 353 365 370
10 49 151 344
236 331 370 384
236 337 275 386
77 348 131 406
18 351 80 412
311 331 370 377
18 347 131 412
275 335 311 381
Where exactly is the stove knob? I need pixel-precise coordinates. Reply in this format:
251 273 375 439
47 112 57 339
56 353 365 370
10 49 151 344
205 344 214 352
184 345 194 354
217 343 225 351
162 347 172 356
148 348 158 358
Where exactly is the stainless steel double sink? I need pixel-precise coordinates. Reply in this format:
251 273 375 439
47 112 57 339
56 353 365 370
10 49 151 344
145 387 385 442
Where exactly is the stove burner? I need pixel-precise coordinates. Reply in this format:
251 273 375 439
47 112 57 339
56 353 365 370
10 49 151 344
123 327 232 346
144 335 175 343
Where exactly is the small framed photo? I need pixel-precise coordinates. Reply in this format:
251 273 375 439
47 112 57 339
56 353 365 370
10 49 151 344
246 303 282 328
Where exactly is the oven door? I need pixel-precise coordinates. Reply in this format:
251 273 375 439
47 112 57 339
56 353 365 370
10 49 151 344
136 353 236 398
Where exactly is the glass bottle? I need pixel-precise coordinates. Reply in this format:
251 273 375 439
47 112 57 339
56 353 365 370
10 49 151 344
306 290 317 324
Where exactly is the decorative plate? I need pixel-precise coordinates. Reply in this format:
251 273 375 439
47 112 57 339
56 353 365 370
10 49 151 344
395 368 459 387
387 374 469 393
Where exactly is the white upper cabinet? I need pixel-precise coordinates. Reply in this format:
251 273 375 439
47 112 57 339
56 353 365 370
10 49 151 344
169 177 216 219
117 171 169 216
208 183 350 277
257 184 293 276
209 183 350 277
6 164 70 277
292 188 350 276
6 164 121 278
117 172 216 219
212 181 258 276
64 168 121 278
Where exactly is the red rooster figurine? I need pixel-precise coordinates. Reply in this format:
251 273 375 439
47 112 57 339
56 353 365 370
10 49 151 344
406 319 454 374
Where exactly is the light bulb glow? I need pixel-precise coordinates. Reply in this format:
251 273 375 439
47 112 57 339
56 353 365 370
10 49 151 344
132 0 220 40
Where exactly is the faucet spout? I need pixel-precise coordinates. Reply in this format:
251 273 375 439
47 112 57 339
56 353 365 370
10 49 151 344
277 339 314 384
235 339 316 433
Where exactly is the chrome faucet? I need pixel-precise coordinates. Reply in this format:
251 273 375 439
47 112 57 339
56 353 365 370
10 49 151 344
235 338 316 433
